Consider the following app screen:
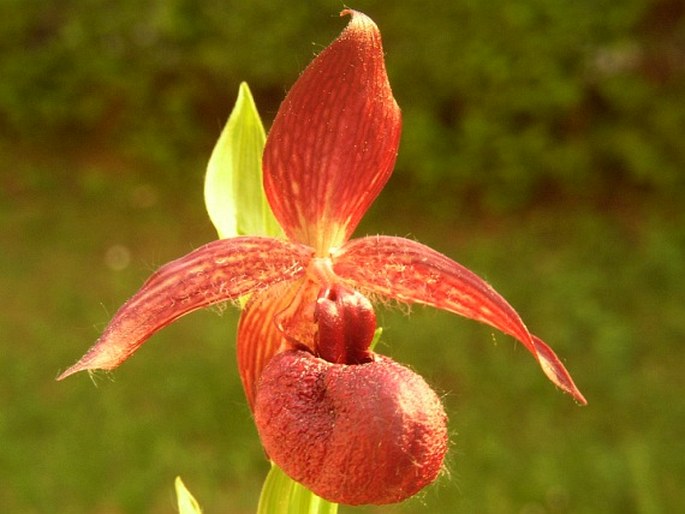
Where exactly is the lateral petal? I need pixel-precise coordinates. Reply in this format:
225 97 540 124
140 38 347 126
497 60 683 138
58 237 313 380
263 10 402 254
236 279 319 410
333 236 586 404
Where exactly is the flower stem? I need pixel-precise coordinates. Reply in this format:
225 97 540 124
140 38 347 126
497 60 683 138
257 463 338 514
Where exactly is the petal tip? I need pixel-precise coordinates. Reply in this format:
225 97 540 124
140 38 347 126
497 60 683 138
339 8 363 20
56 358 96 381
56 367 77 381
338 9 380 41
534 336 587 406
56 344 118 381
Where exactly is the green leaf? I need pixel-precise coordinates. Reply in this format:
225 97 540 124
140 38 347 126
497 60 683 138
204 82 283 239
257 463 339 514
175 476 203 514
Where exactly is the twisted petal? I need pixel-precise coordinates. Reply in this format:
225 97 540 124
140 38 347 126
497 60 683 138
58 237 313 380
237 279 319 410
263 10 402 254
333 236 586 405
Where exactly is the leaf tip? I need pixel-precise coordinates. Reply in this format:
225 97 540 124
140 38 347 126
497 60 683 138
175 476 203 514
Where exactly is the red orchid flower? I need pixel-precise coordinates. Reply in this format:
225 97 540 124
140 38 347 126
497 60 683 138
58 9 585 411
59 10 586 505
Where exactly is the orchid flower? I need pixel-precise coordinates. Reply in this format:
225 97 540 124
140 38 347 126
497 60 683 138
59 9 585 504
58 9 584 406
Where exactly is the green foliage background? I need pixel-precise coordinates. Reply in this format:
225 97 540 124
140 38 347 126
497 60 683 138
2 0 684 207
1 1 684 513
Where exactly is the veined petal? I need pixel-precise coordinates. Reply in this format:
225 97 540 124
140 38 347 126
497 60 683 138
58 237 313 380
263 10 402 254
237 279 319 410
333 236 586 405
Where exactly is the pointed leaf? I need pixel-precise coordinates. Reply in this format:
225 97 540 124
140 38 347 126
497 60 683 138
263 10 402 254
58 237 312 380
205 82 282 239
175 477 203 514
333 236 586 404
258 463 339 514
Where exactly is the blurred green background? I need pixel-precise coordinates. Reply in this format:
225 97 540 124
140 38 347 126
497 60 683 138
1 1 683 513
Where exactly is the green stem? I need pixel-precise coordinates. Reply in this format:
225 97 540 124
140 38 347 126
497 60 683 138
257 464 339 514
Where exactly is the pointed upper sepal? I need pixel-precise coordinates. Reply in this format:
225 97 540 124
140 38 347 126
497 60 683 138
263 10 402 254
57 237 313 380
332 236 586 405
